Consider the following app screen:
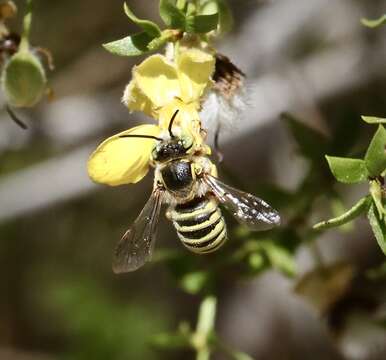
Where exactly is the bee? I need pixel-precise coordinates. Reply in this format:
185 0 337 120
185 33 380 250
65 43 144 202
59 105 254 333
113 110 281 273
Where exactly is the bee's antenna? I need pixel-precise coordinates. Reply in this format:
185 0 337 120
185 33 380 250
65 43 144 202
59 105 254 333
168 109 179 138
6 105 27 130
119 134 163 141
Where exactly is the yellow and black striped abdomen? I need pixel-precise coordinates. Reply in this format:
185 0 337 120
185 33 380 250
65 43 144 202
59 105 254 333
169 197 227 254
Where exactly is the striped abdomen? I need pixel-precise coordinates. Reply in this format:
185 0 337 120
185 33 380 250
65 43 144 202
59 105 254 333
168 196 227 254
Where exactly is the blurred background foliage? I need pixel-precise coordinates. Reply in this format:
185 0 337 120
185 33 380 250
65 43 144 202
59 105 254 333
0 0 386 359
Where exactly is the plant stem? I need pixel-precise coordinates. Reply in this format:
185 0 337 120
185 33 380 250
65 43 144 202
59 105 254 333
193 296 217 360
20 0 33 52
196 348 210 360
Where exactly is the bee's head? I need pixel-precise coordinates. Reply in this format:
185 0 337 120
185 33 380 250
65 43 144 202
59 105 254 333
151 110 194 162
118 110 195 163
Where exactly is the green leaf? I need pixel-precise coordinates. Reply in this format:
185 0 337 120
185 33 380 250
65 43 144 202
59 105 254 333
248 252 265 270
282 112 328 162
103 32 158 56
159 0 186 29
262 241 296 277
361 15 386 28
362 116 386 124
313 196 371 230
185 12 219 33
368 202 386 255
123 2 161 37
325 156 369 184
179 271 210 295
200 0 233 34
365 125 386 177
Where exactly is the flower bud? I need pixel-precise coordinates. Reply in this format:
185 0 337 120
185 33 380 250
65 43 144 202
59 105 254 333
1 48 46 108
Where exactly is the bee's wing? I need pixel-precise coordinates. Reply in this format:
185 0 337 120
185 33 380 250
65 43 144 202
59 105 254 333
203 174 281 231
112 188 163 273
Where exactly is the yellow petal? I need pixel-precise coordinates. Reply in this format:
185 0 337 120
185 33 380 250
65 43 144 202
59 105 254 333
134 54 180 108
177 49 215 103
122 81 153 117
88 124 160 186
158 98 201 136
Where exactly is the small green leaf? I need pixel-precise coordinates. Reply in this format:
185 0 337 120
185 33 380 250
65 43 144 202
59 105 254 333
365 125 386 177
362 116 386 124
179 271 210 295
325 156 369 184
313 196 371 230
368 202 386 255
248 252 264 270
262 242 296 277
159 0 186 29
103 32 157 56
185 12 219 33
200 0 233 34
123 2 161 37
282 112 328 162
361 15 386 28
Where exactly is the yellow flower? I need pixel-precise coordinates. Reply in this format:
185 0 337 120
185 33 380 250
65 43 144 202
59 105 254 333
87 124 160 186
88 49 215 187
123 48 215 133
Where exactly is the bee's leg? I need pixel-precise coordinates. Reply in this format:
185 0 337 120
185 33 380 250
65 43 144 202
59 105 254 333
165 207 172 220
5 105 27 129
214 123 224 163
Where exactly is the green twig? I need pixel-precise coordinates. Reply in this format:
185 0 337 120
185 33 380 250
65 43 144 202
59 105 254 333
20 0 33 52
192 296 217 360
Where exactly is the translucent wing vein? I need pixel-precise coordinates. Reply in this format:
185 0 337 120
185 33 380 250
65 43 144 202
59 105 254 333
113 189 163 273
204 175 280 231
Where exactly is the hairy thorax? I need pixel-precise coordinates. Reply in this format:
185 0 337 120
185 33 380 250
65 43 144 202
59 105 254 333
154 155 214 205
